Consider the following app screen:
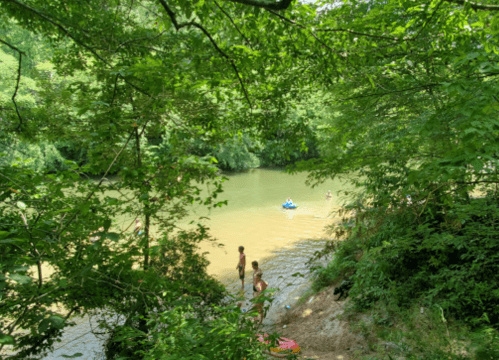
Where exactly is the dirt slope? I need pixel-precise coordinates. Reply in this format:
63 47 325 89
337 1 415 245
262 286 366 360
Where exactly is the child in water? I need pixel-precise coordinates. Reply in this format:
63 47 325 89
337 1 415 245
236 246 246 290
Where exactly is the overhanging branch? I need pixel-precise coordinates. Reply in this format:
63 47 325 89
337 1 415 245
222 0 293 10
157 0 253 108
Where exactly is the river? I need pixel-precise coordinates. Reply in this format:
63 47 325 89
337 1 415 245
39 169 352 360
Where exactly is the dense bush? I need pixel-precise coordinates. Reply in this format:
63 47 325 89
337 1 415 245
313 193 499 328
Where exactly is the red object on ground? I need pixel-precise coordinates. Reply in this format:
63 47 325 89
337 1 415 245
257 333 300 354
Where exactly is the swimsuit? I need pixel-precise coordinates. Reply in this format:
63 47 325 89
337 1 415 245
238 254 245 280
238 265 245 279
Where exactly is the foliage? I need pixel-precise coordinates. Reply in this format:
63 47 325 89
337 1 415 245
0 140 69 172
2 0 499 358
312 192 499 330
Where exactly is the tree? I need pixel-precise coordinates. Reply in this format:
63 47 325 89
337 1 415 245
0 0 310 358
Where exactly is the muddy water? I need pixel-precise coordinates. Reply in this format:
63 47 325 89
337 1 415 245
39 169 351 360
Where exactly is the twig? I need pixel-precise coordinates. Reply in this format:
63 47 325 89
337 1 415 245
413 0 444 41
56 130 136 237
215 1 252 48
158 0 252 108
266 9 397 41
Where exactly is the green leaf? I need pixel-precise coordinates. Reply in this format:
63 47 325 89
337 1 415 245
16 201 26 209
38 319 50 333
103 219 112 231
104 232 120 241
8 274 32 284
49 315 65 330
0 333 15 345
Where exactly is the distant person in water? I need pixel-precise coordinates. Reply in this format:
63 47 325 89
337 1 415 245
134 219 142 235
326 190 332 199
236 246 246 290
285 197 293 205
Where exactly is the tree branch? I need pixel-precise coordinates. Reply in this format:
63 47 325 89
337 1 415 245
157 0 252 108
215 1 252 48
4 0 153 99
0 38 25 131
0 38 27 55
266 9 397 41
13 52 24 131
413 0 444 41
56 130 136 237
442 0 499 11
222 0 293 10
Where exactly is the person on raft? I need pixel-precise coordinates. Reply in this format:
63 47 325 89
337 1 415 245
285 197 293 205
253 272 268 324
236 246 246 290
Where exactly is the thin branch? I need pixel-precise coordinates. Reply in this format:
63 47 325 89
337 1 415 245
316 28 398 41
214 1 252 48
266 9 397 41
0 38 25 131
442 0 499 11
157 0 252 108
265 9 347 60
413 0 444 41
0 38 27 55
13 52 23 131
56 130 136 237
328 83 442 103
5 0 152 99
222 0 292 10
5 0 109 64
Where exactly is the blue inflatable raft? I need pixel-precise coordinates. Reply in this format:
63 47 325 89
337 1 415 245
282 203 298 209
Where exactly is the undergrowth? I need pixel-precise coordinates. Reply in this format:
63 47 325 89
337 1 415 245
309 190 499 358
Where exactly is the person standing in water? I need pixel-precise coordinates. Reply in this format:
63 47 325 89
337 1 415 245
326 190 332 199
252 261 262 296
236 246 246 290
254 272 268 324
